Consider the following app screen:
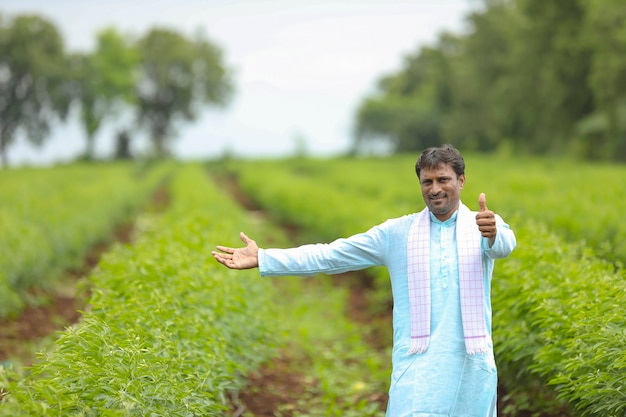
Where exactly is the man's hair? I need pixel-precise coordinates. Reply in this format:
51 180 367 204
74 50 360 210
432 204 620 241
415 144 465 179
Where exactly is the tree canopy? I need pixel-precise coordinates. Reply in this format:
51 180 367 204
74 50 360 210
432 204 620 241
135 28 233 157
3 3 626 165
0 14 71 166
73 28 139 160
354 0 626 161
0 14 233 167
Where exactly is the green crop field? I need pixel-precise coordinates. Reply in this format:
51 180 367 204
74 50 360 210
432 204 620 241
0 162 170 318
1 154 625 417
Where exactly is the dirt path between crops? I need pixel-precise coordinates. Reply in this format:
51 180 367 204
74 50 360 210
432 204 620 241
0 184 170 366
218 173 392 416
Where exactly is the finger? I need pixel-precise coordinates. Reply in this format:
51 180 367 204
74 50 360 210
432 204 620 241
478 193 487 212
212 252 226 263
240 232 251 244
215 245 234 254
476 217 493 225
212 250 230 260
213 253 233 268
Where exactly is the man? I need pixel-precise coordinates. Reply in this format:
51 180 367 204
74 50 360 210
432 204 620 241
212 144 516 417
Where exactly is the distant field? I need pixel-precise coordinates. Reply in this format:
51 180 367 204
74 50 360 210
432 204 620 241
0 162 168 318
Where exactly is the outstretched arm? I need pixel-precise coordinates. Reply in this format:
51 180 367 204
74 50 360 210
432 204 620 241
212 232 259 269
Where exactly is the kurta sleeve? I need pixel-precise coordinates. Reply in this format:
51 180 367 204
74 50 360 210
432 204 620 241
483 214 516 259
258 224 388 277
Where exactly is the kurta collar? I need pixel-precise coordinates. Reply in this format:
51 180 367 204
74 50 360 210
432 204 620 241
429 209 458 226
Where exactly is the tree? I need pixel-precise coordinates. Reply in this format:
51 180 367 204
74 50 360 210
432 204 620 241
0 14 71 167
73 28 139 160
515 0 593 153
354 36 458 154
354 94 442 153
443 3 521 152
578 0 626 160
135 28 233 157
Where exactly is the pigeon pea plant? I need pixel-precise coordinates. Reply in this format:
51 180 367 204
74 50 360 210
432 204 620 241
0 164 279 416
0 162 168 318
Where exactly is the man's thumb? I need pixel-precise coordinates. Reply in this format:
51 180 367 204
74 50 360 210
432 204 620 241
478 193 487 212
240 231 251 244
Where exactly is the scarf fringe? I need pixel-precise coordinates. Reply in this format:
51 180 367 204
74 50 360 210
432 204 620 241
464 337 489 355
408 338 429 354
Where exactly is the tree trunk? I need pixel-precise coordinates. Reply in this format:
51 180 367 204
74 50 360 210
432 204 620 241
114 130 133 160
152 125 170 158
0 137 8 168
605 105 619 160
84 134 96 160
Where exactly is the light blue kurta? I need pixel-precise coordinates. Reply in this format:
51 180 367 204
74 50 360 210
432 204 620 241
258 206 516 417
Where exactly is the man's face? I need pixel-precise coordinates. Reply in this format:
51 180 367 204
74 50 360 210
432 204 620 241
419 163 465 221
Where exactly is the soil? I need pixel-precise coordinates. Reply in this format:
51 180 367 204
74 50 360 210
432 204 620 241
233 352 314 417
229 270 392 417
0 230 129 364
0 293 82 364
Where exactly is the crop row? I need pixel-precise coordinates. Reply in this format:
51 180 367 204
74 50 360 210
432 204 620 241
0 164 279 416
214 156 626 416
0 162 169 318
494 216 626 416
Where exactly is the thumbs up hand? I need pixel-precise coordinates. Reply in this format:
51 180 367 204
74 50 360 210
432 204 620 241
476 193 497 239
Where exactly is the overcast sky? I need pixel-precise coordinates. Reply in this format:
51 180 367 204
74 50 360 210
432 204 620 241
1 0 478 165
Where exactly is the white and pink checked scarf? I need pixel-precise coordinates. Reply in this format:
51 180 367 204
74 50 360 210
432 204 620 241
407 203 488 355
